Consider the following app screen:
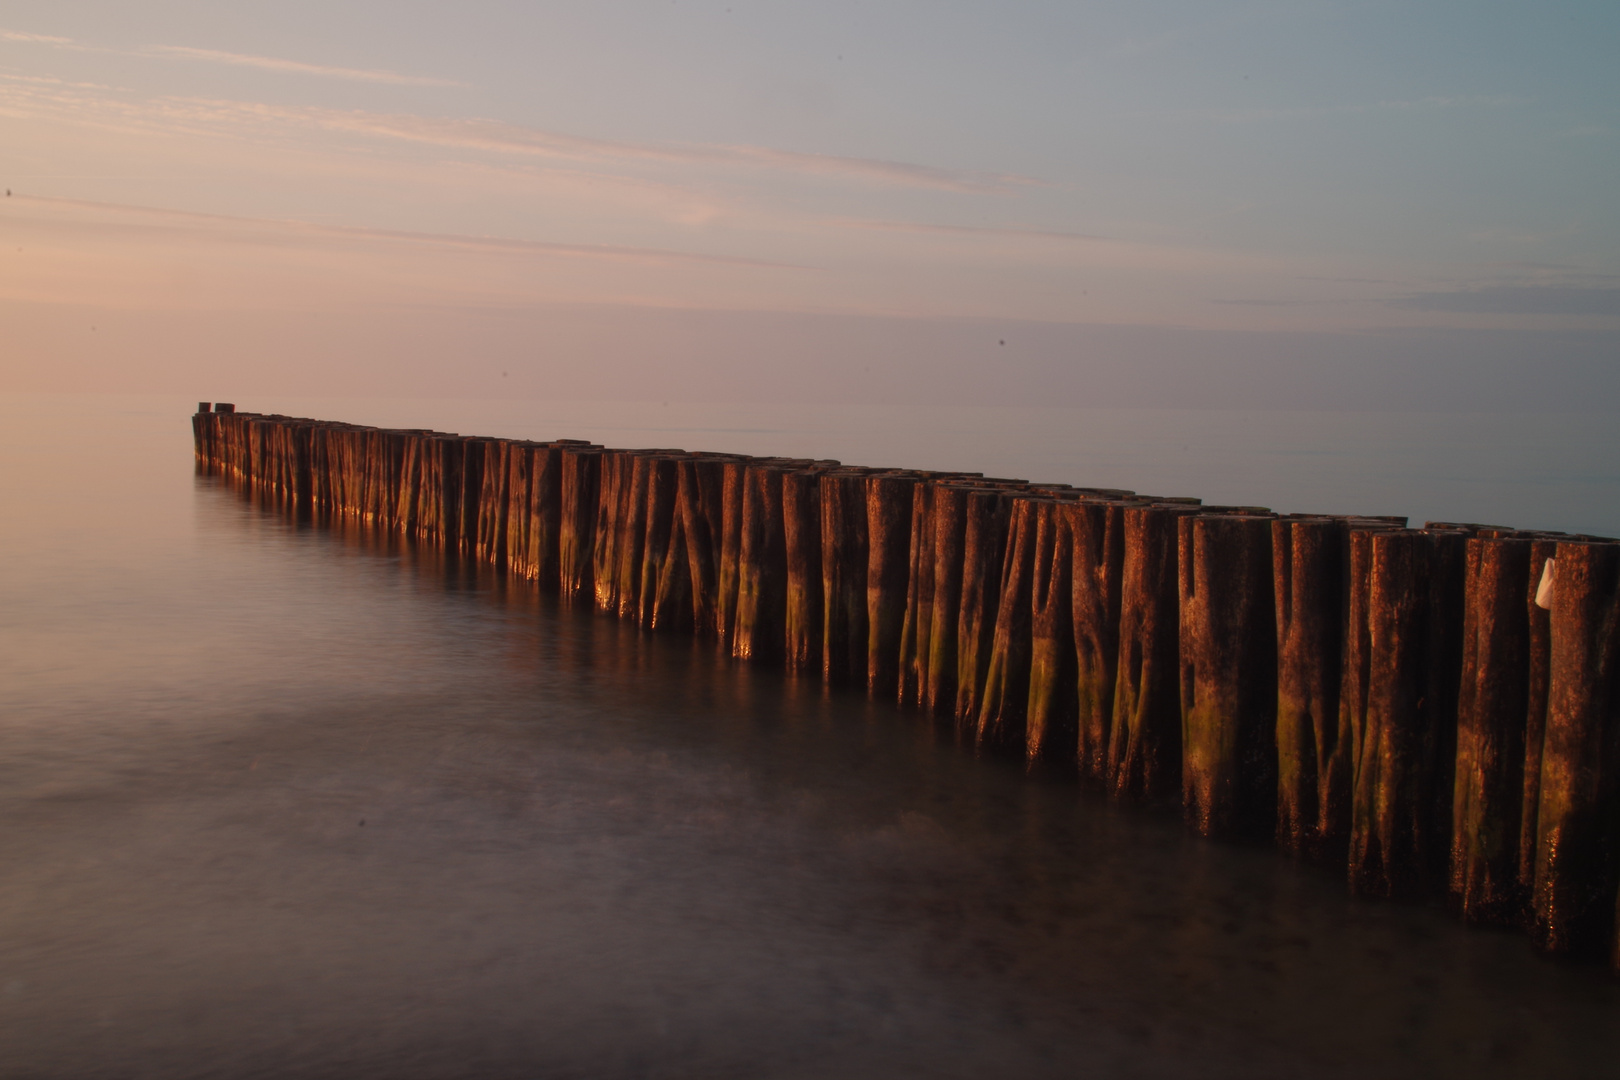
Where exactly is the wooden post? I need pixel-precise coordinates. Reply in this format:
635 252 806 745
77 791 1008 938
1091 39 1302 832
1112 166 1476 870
1517 535 1565 899
734 464 788 663
528 444 565 589
475 439 511 568
1450 534 1532 923
867 473 916 698
1530 540 1620 954
396 432 427 539
1348 529 1467 898
191 408 208 465
898 481 938 707
613 453 652 620
434 436 465 553
675 456 731 636
955 488 1013 736
504 443 536 579
1026 498 1078 765
1069 499 1129 785
1179 513 1278 839
716 459 749 647
820 469 871 685
1273 515 1351 856
458 437 490 557
592 451 627 613
782 468 826 674
638 454 684 630
1108 504 1197 803
977 496 1044 753
924 483 971 717
559 447 601 604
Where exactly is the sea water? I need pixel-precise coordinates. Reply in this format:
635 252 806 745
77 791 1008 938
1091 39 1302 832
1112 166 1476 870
2 393 1618 1079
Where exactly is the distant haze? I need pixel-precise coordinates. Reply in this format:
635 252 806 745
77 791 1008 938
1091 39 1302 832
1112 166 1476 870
1 1 1615 407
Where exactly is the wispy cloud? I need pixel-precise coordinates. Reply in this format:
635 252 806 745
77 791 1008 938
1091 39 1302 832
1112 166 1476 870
834 219 1108 241
1296 275 1391 285
829 215 1286 276
1388 285 1620 317
0 29 76 46
1198 95 1522 125
0 26 461 86
0 75 1030 195
145 45 463 87
10 193 812 270
237 106 1031 193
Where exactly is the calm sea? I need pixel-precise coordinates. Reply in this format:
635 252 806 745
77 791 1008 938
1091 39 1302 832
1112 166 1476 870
2 393 1618 1079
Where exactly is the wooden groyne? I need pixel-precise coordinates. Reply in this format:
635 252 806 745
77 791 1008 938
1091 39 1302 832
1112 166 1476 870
192 403 1620 966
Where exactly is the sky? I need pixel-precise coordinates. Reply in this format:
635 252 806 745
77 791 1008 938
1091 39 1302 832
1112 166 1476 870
1 1 1616 407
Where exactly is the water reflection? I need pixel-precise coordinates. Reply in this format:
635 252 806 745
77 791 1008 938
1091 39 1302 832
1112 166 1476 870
1 398 1618 1079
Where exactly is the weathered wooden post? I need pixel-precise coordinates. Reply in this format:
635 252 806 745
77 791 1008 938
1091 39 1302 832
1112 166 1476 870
782 468 827 674
1108 503 1198 803
519 443 565 588
734 463 789 663
820 469 871 685
290 421 316 510
1026 498 1078 764
1348 528 1467 898
457 437 490 557
867 473 917 698
977 496 1044 752
558 446 601 604
383 429 407 531
317 422 340 509
1179 513 1278 838
1069 499 1130 784
955 488 1013 737
1450 534 1532 923
433 435 466 552
638 454 685 630
675 456 730 635
319 422 342 517
352 426 372 521
475 439 511 567
395 431 426 538
1273 515 1350 856
612 453 652 620
899 481 939 707
1518 534 1564 899
335 423 357 517
923 483 971 717
716 459 749 647
505 442 537 578
592 451 628 613
190 407 208 465
353 425 374 523
1530 540 1620 954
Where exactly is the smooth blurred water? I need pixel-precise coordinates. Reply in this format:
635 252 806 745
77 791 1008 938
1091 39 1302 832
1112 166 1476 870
2 393 1618 1080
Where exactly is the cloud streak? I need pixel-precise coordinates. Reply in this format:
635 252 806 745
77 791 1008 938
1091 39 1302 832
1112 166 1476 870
0 74 1031 195
834 218 1110 242
1197 95 1522 125
144 45 463 87
9 193 814 271
1388 285 1620 317
1 26 461 86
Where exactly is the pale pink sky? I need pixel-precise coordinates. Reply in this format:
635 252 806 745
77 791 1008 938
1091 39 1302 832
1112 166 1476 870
2 3 1615 406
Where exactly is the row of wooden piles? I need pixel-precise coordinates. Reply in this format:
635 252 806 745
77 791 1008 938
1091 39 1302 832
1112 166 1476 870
193 403 1620 965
